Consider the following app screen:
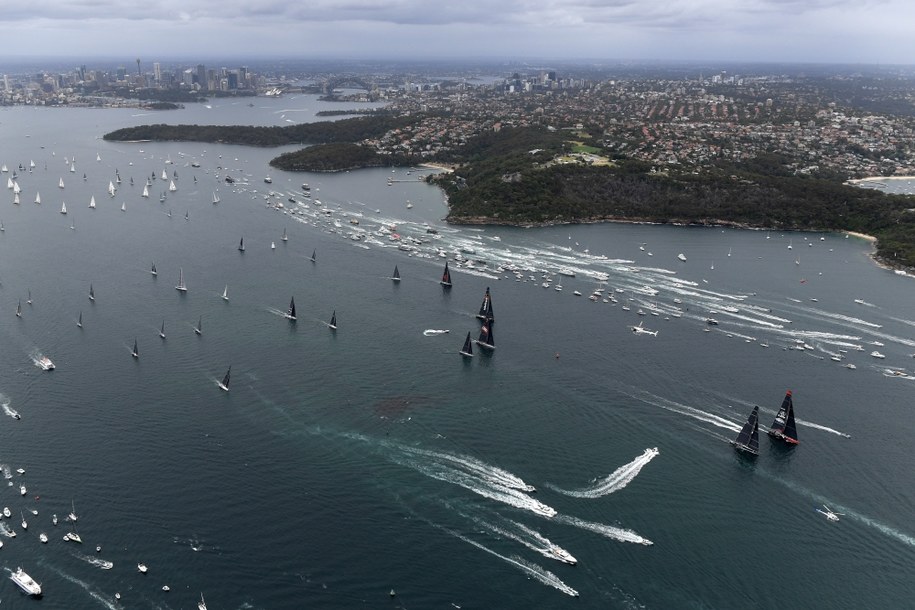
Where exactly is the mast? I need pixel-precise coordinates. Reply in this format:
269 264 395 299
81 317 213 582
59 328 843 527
460 331 474 357
477 287 491 319
440 261 452 288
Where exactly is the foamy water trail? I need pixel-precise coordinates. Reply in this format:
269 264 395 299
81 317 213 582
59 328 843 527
554 514 653 546
70 550 114 569
548 448 659 498
41 564 119 609
462 509 578 565
394 444 537 492
794 418 852 438
629 391 741 433
0 464 10 479
443 527 579 596
1 394 18 419
390 453 556 517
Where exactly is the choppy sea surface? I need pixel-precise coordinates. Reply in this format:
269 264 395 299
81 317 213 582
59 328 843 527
0 98 913 608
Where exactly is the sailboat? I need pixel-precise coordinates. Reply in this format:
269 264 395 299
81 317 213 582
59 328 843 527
309 249 316 263
175 268 187 292
77 311 82 328
68 501 78 523
60 201 67 214
108 181 117 196
194 315 202 336
222 285 229 301
16 300 21 318
142 185 149 198
212 192 220 204
168 180 177 192
281 228 288 242
767 390 799 445
459 331 474 358
89 284 95 301
285 297 296 321
13 193 19 205
476 286 494 321
161 169 168 180
159 320 166 339
328 310 337 330
59 177 64 189
392 265 401 282
474 320 495 351
131 339 139 359
121 202 126 212
69 162 75 173
151 263 157 276
730 405 760 456
440 261 452 288
88 195 96 209
27 290 32 305
217 367 231 392
34 192 40 204
238 237 245 252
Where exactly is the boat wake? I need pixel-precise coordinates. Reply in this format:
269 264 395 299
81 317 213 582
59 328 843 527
442 526 579 597
71 550 114 569
423 329 450 336
0 522 15 537
626 389 741 433
554 514 653 546
0 395 19 420
547 448 659 498
38 564 119 609
0 464 10 479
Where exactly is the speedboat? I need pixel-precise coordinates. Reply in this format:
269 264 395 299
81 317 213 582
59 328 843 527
20 484 26 496
9 567 42 596
37 356 55 370
39 532 48 543
138 563 148 573
547 545 578 565
3 507 11 518
871 351 886 359
52 514 58 526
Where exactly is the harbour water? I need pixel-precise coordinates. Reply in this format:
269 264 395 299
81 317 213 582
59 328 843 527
0 99 914 608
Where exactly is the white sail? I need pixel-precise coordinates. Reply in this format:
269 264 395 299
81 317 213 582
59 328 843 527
161 169 168 180
59 178 64 189
13 193 19 205
12 182 19 194
60 202 67 214
88 195 96 209
108 181 116 195
212 192 220 204
34 192 40 204
168 180 177 192
142 185 149 198
70 162 75 173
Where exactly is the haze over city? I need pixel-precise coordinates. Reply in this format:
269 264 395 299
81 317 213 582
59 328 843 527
3 0 912 64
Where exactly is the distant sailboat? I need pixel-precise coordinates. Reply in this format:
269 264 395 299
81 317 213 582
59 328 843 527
217 366 231 392
194 315 202 336
161 169 168 180
175 268 187 292
60 201 67 214
309 249 316 263
285 297 296 321
222 285 229 301
34 192 40 204
459 331 474 358
730 405 760 456
12 193 19 205
77 311 82 328
142 185 149 198
212 192 220 204
168 180 177 192
150 262 157 276
89 284 95 302
88 195 95 209
281 228 288 242
59 177 64 189
440 261 452 289
392 265 401 282
16 300 21 318
159 320 166 339
474 320 495 351
238 237 245 252
121 202 126 212
328 310 337 330
476 286 494 321
131 339 139 359
271 241 276 250
27 290 32 305
767 390 799 445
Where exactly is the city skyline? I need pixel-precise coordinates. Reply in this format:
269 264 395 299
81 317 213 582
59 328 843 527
2 0 913 65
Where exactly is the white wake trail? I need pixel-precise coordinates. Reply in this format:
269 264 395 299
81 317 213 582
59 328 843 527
554 514 653 546
548 448 659 498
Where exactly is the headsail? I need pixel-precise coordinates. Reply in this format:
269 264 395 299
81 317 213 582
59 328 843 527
768 390 799 444
731 405 760 456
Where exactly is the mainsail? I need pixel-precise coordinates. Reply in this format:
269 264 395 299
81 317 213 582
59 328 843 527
768 390 799 444
731 405 760 456
440 261 452 288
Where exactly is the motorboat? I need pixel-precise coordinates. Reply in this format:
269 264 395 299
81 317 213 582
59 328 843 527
9 567 42 596
138 563 148 573
38 356 55 371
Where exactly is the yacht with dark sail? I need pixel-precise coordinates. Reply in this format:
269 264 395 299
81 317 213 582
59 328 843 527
730 405 760 456
476 286 494 321
238 237 245 252
159 320 166 339
194 315 202 336
89 284 95 301
217 366 231 392
392 265 401 282
150 262 157 276
440 261 452 289
767 390 799 445
459 331 474 358
328 310 337 330
285 297 296 321
131 339 139 359
309 249 316 263
77 311 82 328
474 320 495 351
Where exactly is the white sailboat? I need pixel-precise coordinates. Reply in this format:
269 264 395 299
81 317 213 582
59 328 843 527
70 162 75 173
12 181 20 194
212 191 220 204
142 185 149 198
34 192 40 204
175 268 187 292
108 181 116 196
222 285 229 301
60 202 67 214
12 193 19 205
88 195 96 209
59 177 64 189
121 202 126 212
281 227 288 242
168 180 177 192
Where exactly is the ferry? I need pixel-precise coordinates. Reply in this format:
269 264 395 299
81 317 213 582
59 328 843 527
10 567 42 596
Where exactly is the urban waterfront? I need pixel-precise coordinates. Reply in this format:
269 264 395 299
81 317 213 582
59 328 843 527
0 101 913 608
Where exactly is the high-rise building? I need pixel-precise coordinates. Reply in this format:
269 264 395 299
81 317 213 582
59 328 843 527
196 64 207 91
153 62 161 84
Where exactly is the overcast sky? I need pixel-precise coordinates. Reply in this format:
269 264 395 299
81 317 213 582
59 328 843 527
1 0 911 64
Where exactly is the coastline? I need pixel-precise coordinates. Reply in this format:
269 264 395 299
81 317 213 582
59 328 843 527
846 175 915 185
